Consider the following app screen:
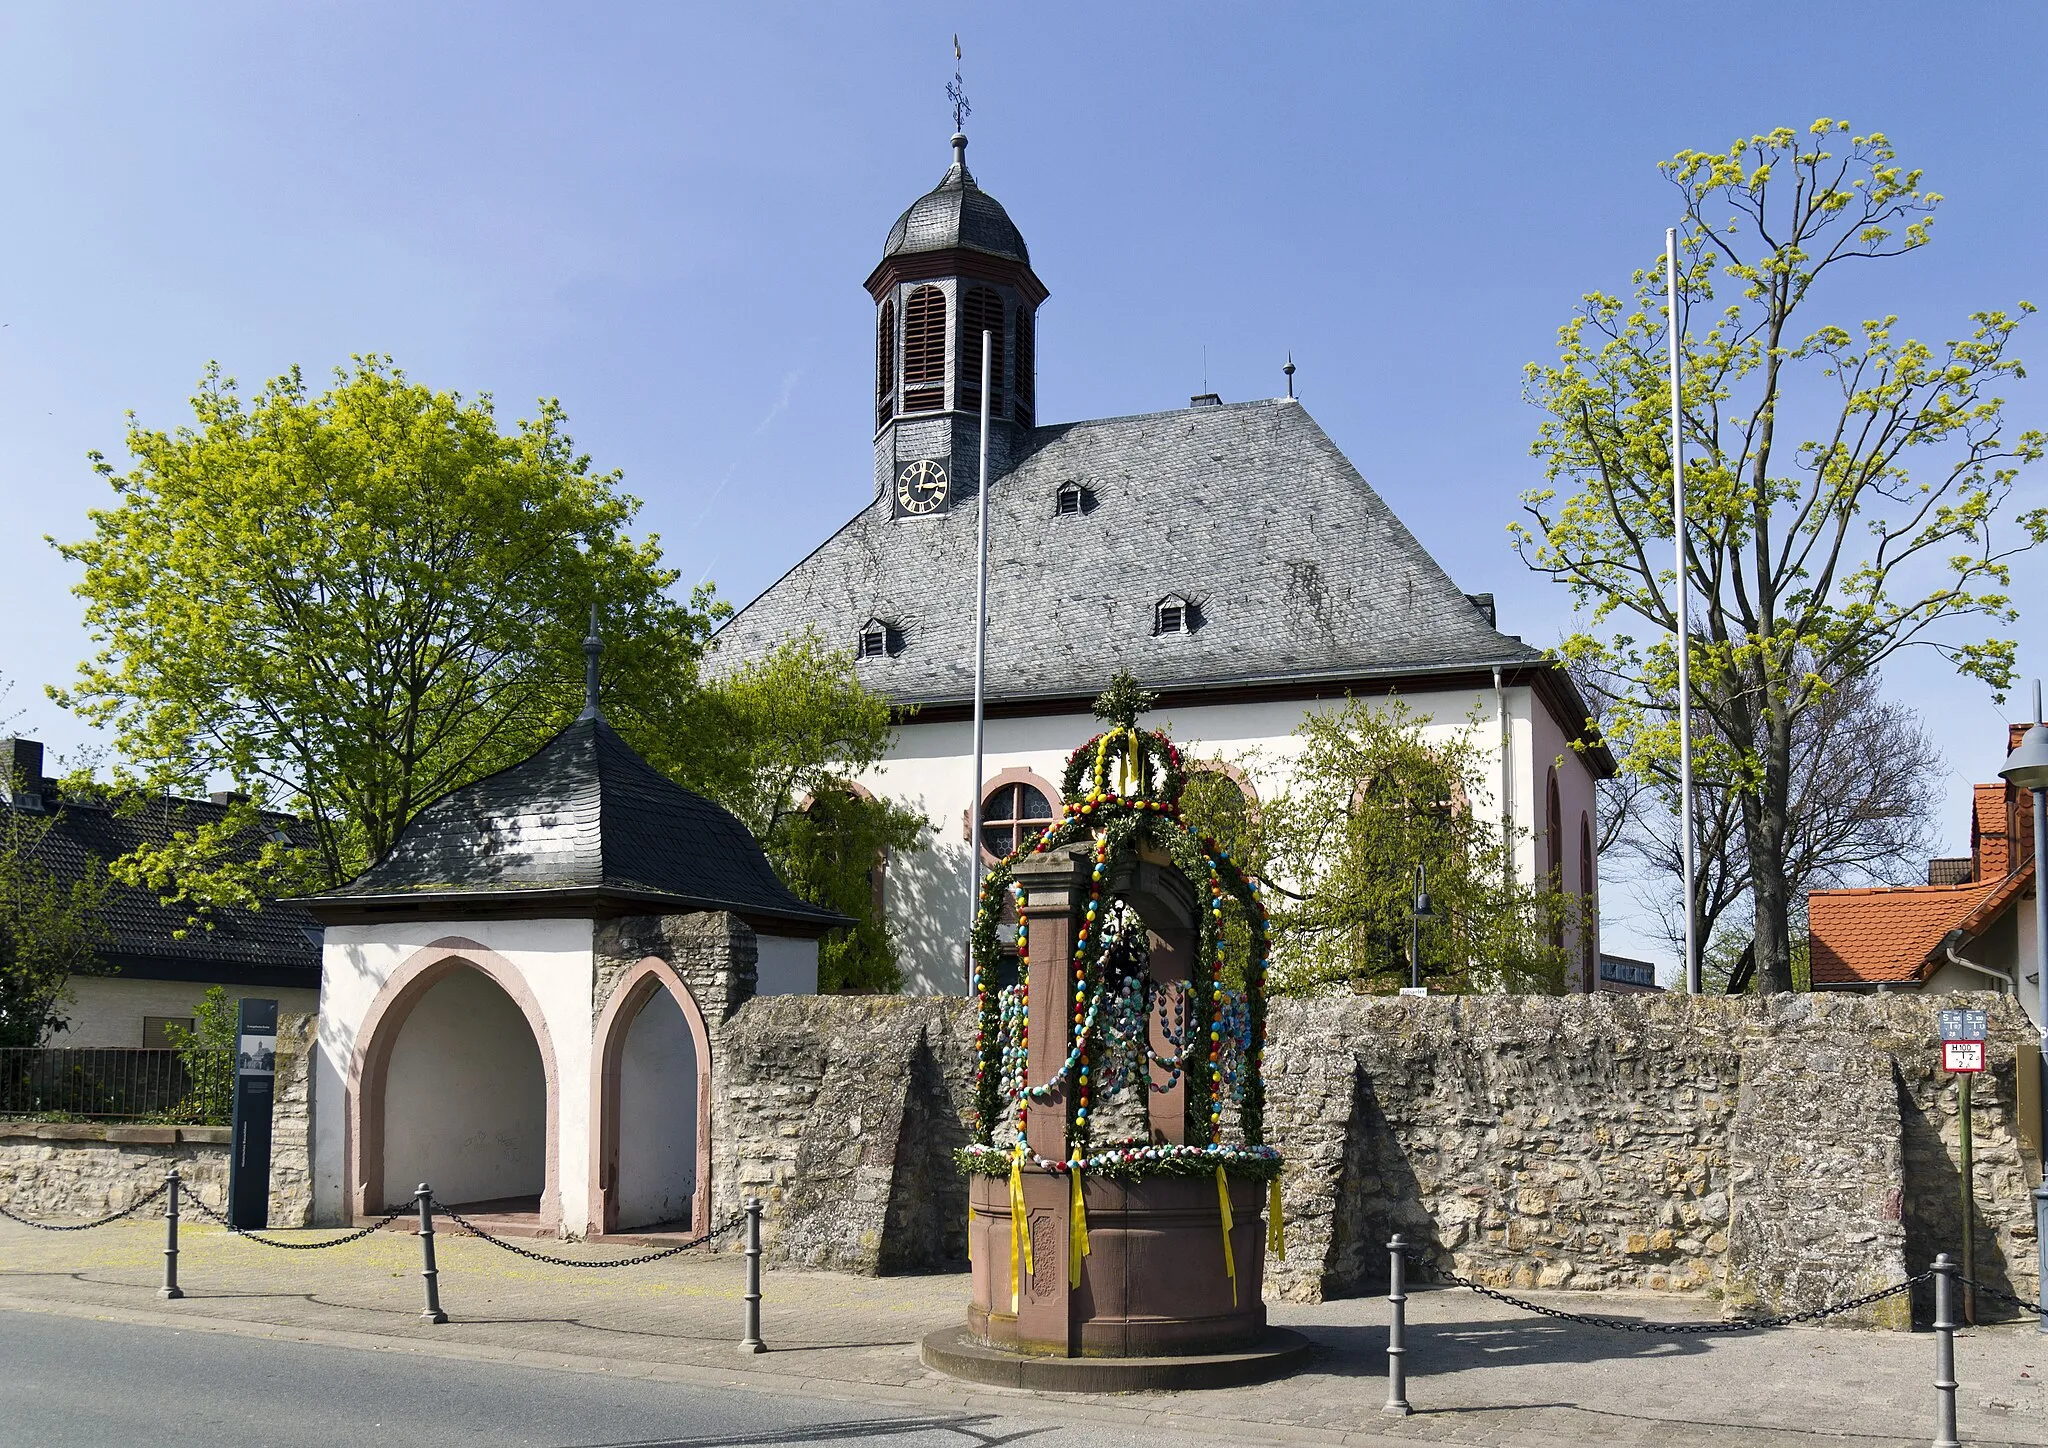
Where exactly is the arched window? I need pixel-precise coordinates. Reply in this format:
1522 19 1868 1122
960 286 1005 415
978 769 1060 863
1014 306 1034 427
902 286 946 413
1545 767 1564 948
876 299 895 429
1579 811 1596 991
1181 763 1262 871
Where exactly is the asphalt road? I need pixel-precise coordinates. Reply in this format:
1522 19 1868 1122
0 1310 1195 1448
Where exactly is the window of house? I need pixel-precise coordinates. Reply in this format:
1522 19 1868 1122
1155 594 1193 635
902 286 947 412
857 618 903 659
959 286 1006 415
1579 812 1595 991
1545 767 1564 948
979 776 1059 861
143 1015 194 1047
1056 482 1084 516
876 298 895 429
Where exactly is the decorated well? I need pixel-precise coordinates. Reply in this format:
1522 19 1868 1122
961 675 1282 1358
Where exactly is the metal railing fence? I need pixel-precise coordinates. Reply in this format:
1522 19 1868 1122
0 1047 231 1123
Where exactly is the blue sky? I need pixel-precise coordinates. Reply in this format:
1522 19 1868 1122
2 3 2043 966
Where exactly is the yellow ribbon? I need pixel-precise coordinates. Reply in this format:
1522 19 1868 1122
1216 1165 1237 1307
1009 1156 1032 1313
967 1201 974 1264
1268 1176 1285 1260
1068 1166 1091 1288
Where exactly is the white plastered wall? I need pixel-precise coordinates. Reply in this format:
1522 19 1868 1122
754 934 820 995
381 966 548 1208
312 917 596 1230
58 976 319 1048
864 685 1574 996
614 987 697 1228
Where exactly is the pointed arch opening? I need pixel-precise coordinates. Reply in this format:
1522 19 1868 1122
346 941 561 1227
592 959 713 1237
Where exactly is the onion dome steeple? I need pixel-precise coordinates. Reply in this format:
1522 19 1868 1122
867 130 1050 519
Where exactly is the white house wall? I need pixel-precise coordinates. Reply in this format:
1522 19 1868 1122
754 934 820 996
312 916 596 1230
863 684 1599 996
59 977 319 1049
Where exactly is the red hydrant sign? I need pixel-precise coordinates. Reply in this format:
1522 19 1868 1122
1942 1039 1985 1073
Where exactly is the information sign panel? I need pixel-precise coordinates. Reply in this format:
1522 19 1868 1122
1938 1009 1988 1043
228 997 278 1230
1943 1040 1986 1073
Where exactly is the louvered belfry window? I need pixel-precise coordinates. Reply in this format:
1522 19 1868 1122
1014 306 1034 427
876 299 896 428
902 286 947 413
959 286 1005 415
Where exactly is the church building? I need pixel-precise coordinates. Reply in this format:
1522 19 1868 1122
712 129 1613 996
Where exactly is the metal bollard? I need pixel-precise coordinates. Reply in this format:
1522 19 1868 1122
1932 1252 1959 1448
416 1183 447 1325
159 1169 183 1300
738 1197 765 1354
1384 1233 1411 1416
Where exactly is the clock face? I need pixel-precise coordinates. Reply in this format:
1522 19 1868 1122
895 459 950 516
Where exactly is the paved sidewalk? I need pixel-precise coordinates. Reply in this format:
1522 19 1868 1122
2 1214 2044 1447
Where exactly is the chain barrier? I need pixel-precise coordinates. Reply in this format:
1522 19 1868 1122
182 1193 408 1249
1412 1251 1932 1333
430 1199 749 1270
0 1179 169 1232
1956 1275 2048 1316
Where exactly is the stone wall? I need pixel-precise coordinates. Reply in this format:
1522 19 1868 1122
715 990 2036 1327
0 1123 230 1217
710 994 976 1273
1 1010 317 1227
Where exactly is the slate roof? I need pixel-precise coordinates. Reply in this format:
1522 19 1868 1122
714 398 1549 707
9 790 320 988
310 714 844 934
881 137 1030 265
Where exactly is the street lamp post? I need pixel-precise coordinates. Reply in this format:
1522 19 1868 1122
1997 689 2048 1333
1410 863 1434 992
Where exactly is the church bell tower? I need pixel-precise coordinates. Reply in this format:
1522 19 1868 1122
866 131 1048 519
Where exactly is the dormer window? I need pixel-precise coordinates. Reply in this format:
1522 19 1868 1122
858 618 904 659
1055 482 1090 517
1155 594 1193 636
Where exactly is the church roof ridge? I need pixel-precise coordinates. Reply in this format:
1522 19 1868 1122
714 396 1552 713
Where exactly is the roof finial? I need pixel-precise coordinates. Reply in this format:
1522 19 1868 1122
947 34 971 161
1284 352 1296 398
580 603 603 721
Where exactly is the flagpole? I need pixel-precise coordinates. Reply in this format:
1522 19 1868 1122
966 328 993 988
1667 228 1699 995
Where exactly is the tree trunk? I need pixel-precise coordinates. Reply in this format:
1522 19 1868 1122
1741 696 1799 994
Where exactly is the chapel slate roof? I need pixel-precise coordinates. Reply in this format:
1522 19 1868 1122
311 714 843 932
881 141 1030 265
8 790 320 987
714 398 1547 706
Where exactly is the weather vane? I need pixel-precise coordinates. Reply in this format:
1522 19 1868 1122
947 34 971 133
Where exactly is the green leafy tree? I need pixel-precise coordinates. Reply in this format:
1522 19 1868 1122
162 985 235 1124
689 632 926 992
1517 122 2044 992
1256 697 1568 996
0 797 111 1047
55 357 720 904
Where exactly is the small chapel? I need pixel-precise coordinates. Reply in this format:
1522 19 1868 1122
303 629 843 1236
712 127 1613 995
